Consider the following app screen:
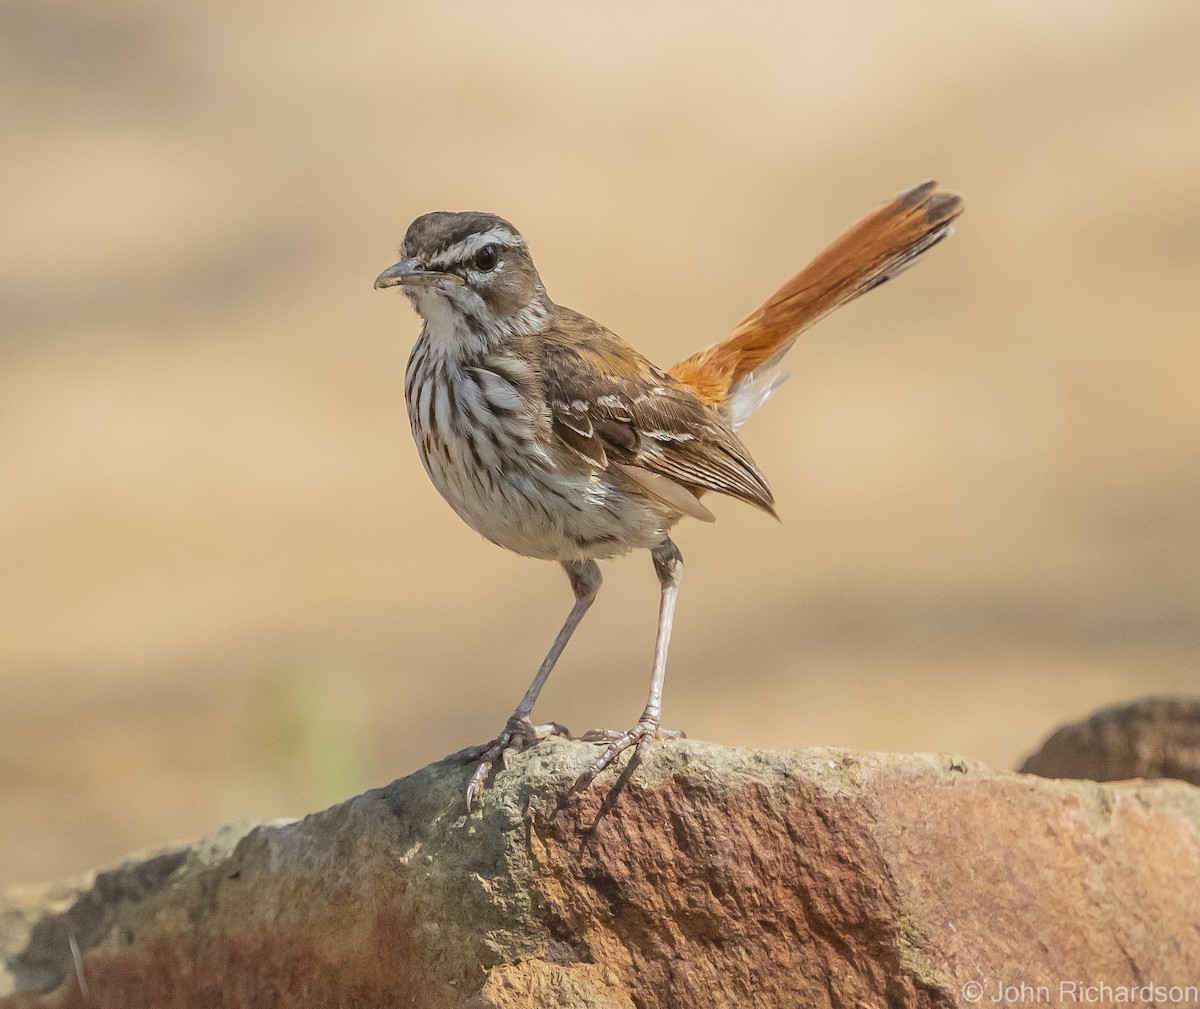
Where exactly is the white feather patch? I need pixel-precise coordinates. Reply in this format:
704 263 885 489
726 366 791 432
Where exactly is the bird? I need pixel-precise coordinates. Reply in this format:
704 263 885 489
375 180 964 807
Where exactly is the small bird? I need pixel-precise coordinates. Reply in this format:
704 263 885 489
375 181 964 806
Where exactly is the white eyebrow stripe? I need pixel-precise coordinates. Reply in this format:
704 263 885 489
430 226 525 267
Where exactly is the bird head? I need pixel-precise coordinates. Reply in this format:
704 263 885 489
375 212 550 339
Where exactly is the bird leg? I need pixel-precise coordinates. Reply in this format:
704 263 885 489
579 538 685 786
460 559 601 808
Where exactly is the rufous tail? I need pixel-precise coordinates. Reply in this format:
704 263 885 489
670 180 964 427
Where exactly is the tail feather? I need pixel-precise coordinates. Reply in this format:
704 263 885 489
671 180 964 426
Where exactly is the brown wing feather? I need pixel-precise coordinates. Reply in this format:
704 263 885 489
612 463 716 523
540 309 775 517
671 180 964 406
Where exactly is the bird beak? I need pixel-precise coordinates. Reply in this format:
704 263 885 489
373 258 464 289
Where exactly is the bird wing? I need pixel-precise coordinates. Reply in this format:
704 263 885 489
539 310 775 520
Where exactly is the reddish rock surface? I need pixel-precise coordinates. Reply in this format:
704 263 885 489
1021 695 1200 786
3 739 1199 1008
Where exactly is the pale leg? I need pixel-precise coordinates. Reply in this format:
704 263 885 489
579 539 685 785
460 559 601 808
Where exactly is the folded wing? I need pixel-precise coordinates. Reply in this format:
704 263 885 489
539 312 775 521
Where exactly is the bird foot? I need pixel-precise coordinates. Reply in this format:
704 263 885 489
576 718 684 789
457 715 569 810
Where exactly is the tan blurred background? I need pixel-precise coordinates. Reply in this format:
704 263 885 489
2 0 1199 885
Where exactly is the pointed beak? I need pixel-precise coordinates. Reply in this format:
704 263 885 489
373 258 464 289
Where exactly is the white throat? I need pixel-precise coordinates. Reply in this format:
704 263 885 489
406 284 550 359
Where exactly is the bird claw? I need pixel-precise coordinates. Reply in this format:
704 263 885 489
460 716 569 809
576 719 684 789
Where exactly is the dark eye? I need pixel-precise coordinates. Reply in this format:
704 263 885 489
474 244 499 272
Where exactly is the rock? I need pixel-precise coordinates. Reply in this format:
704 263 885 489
1020 696 1200 786
2 738 1199 1008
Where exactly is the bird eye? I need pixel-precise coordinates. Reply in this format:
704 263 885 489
474 244 499 272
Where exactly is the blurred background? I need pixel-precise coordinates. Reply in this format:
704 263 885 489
2 0 1199 885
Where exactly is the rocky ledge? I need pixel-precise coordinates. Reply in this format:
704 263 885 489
2 738 1199 1008
1020 696 1200 786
